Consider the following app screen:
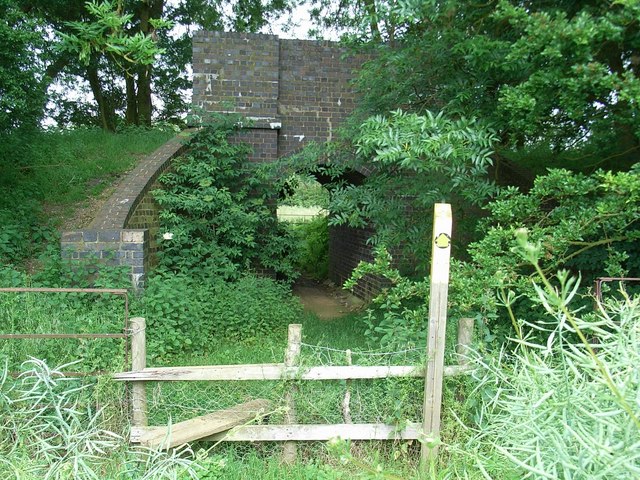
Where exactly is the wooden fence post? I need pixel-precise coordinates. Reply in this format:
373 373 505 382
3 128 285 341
130 316 147 428
342 349 353 424
421 203 452 466
456 318 474 366
282 324 302 464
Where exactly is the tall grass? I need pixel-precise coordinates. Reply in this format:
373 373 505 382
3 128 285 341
0 127 174 208
448 274 640 479
0 359 199 479
0 126 174 266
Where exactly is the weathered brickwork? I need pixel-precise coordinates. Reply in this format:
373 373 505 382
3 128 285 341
60 134 189 288
193 31 379 297
193 31 371 160
328 224 389 300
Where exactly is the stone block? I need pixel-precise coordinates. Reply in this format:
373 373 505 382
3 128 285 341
61 231 83 242
98 230 121 242
121 243 144 251
122 230 146 243
82 230 98 242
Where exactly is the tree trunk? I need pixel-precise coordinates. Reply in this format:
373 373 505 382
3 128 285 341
134 0 164 126
86 59 116 131
362 0 381 42
125 71 138 125
136 66 152 126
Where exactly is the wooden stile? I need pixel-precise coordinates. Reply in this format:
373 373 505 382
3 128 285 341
113 364 471 382
138 399 271 449
132 422 423 443
282 324 302 464
422 203 453 465
118 205 464 462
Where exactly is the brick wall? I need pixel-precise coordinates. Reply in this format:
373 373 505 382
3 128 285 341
328 224 387 300
193 31 380 297
60 133 189 288
192 31 371 160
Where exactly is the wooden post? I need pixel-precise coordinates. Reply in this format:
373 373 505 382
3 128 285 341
421 203 452 466
130 317 147 428
282 324 302 464
456 318 474 366
342 349 353 423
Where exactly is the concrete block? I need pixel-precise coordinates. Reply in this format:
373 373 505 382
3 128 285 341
122 230 146 243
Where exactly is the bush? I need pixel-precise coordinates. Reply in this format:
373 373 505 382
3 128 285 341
153 114 299 283
140 273 303 358
208 275 302 340
290 215 329 280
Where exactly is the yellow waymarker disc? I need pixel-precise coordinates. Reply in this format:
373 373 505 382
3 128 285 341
434 232 451 249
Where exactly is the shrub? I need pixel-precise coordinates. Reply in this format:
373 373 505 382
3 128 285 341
280 174 329 208
153 114 299 283
208 275 302 340
140 273 303 358
290 215 329 280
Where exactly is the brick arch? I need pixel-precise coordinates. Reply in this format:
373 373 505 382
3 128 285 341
61 32 381 297
193 32 382 297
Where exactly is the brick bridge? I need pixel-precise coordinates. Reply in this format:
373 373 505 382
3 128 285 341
62 32 382 298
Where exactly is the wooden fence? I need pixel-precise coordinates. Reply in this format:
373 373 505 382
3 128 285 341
114 203 473 466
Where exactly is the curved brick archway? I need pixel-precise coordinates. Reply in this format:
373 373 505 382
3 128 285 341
194 32 380 296
62 32 380 297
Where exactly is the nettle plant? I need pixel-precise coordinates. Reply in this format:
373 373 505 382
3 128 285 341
153 114 299 282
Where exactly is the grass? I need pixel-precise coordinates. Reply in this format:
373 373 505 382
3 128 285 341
8 269 638 478
0 126 174 266
4 125 636 478
0 127 174 208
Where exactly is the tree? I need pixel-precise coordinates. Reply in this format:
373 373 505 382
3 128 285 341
20 0 294 130
320 1 640 175
58 0 170 129
0 0 46 133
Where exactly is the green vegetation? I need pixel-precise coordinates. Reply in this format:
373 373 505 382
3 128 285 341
141 274 303 358
1 0 639 477
288 216 329 281
153 115 300 282
0 127 173 267
280 174 329 209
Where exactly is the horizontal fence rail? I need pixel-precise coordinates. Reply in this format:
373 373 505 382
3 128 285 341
131 422 423 444
113 363 471 382
0 287 131 370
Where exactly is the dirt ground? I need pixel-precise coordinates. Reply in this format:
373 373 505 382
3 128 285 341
292 276 364 320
